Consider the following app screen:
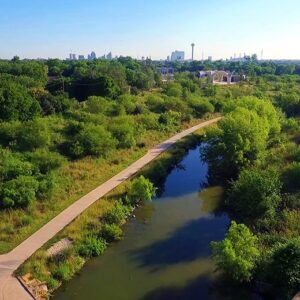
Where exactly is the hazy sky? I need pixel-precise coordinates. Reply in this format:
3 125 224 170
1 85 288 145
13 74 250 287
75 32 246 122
0 0 299 60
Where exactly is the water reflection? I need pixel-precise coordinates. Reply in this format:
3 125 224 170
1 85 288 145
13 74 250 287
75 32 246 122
54 144 230 300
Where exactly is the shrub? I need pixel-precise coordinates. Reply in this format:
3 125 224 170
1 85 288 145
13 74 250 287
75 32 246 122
139 114 160 130
0 79 41 121
27 149 66 174
100 224 123 243
211 221 260 282
0 175 39 208
127 175 156 204
17 119 50 151
70 124 117 157
227 168 282 221
77 236 107 258
281 163 300 192
268 239 300 299
109 116 137 148
158 111 181 130
0 121 20 147
146 95 165 113
0 149 33 181
103 201 131 225
36 173 58 200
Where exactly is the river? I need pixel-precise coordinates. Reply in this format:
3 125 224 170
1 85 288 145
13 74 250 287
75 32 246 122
54 144 230 300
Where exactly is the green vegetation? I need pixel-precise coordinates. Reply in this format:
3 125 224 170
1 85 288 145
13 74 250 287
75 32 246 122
1 57 300 298
17 130 204 295
211 221 260 282
0 58 218 254
199 72 300 298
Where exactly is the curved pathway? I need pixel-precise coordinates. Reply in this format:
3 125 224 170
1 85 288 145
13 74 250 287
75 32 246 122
0 117 221 300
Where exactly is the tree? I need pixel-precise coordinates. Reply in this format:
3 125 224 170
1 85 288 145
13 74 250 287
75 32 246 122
17 119 50 151
127 176 156 204
211 221 260 282
202 107 270 179
0 79 41 121
109 116 137 148
70 124 116 158
268 239 300 299
281 163 300 192
227 168 282 221
0 175 39 208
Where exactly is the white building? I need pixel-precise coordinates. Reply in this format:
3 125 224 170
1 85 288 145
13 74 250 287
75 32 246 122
171 50 185 62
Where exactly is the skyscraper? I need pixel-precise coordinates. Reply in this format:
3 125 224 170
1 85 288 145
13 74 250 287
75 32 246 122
171 50 185 62
191 43 195 61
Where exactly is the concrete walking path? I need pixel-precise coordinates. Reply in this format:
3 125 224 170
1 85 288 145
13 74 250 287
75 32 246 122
0 117 221 300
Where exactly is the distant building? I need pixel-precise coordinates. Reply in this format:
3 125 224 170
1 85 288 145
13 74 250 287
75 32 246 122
198 70 245 85
157 67 175 83
208 56 212 61
78 55 85 60
106 52 112 60
68 53 77 60
90 51 96 59
171 50 185 62
87 51 97 60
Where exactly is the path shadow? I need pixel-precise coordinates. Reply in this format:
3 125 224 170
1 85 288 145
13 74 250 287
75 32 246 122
130 215 230 271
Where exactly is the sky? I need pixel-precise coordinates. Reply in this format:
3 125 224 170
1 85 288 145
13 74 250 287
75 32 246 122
0 0 299 60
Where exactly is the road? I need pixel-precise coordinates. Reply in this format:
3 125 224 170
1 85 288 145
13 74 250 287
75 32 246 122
0 117 221 300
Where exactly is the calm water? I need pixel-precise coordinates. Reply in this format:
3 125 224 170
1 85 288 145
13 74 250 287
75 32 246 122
54 145 230 300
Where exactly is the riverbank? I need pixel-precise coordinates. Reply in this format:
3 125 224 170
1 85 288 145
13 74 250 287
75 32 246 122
0 117 220 300
54 146 229 300
17 123 212 298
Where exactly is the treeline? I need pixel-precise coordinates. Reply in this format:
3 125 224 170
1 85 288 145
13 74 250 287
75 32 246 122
158 59 300 77
203 90 300 298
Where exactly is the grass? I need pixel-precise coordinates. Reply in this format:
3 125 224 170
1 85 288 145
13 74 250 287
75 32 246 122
0 116 212 254
16 127 206 297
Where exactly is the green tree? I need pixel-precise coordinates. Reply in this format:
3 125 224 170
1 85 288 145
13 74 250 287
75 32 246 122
70 124 116 157
227 168 282 221
127 176 156 204
211 221 260 282
0 175 39 208
202 107 270 178
268 239 300 299
0 79 41 121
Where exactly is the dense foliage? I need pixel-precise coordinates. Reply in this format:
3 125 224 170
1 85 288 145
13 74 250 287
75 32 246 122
1 58 300 298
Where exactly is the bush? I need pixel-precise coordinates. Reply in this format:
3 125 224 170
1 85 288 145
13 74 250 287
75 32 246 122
100 224 123 243
281 163 300 192
36 173 58 200
0 79 41 121
103 201 131 225
146 95 165 113
211 221 260 282
268 239 300 299
0 175 39 208
0 149 33 181
0 121 20 147
227 168 282 221
188 97 215 117
109 116 137 148
127 175 156 204
158 111 181 130
17 119 50 151
139 114 160 130
77 236 107 258
27 149 65 174
52 256 85 281
70 124 117 158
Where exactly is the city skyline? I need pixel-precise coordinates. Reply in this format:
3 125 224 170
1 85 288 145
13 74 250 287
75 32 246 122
0 0 300 60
